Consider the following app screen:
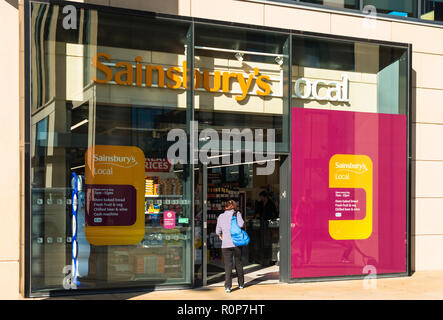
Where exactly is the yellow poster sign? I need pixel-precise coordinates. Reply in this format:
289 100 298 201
328 154 373 240
85 145 145 245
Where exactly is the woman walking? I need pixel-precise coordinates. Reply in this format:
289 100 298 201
216 199 245 293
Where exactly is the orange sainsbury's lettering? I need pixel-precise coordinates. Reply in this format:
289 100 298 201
182 60 187 88
236 68 259 101
194 70 202 89
115 61 133 86
182 61 202 89
256 74 271 96
203 70 221 92
92 53 113 84
91 53 272 99
166 67 182 89
146 65 165 88
222 71 237 93
135 56 143 86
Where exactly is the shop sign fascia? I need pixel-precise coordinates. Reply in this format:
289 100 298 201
91 52 350 103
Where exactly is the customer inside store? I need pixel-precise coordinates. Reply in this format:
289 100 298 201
255 191 279 221
200 159 281 285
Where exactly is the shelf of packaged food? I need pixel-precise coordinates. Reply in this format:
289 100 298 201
144 211 187 215
144 225 190 229
145 194 183 198
207 205 237 210
112 250 130 255
143 226 191 231
133 275 167 279
139 244 184 249
132 276 185 282
110 263 130 268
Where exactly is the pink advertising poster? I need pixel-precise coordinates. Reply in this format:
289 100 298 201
291 108 407 279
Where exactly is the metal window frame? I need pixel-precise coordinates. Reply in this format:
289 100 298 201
24 0 412 297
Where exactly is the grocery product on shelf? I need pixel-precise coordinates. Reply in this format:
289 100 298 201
145 178 154 197
205 171 243 268
135 254 165 275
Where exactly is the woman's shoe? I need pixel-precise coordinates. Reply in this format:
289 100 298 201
239 285 244 289
225 288 231 293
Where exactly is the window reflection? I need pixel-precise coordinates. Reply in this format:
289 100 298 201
421 0 443 21
362 0 418 17
30 2 192 292
194 23 289 152
290 35 408 279
301 0 359 9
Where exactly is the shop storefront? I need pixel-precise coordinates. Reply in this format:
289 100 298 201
24 0 411 296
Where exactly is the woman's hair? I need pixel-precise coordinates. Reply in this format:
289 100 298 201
225 199 237 210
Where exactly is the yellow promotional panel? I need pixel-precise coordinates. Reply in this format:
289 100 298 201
328 154 373 240
85 145 145 245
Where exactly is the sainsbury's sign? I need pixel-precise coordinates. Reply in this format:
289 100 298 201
91 53 350 103
293 75 349 103
92 53 271 102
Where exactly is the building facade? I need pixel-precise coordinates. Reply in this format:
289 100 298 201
1 0 443 298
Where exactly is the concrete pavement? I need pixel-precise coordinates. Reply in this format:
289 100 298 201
45 270 443 300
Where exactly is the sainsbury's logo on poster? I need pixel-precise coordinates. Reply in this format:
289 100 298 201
335 161 368 174
93 153 138 168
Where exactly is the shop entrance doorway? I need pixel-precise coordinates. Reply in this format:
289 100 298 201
194 154 282 287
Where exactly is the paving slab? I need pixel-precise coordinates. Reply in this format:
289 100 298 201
40 271 443 300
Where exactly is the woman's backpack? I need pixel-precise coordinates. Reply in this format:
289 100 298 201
230 212 250 247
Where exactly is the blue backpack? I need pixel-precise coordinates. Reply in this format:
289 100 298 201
230 212 250 247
